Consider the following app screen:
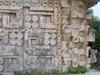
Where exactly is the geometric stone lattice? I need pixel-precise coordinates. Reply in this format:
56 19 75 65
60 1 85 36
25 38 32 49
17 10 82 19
0 0 99 73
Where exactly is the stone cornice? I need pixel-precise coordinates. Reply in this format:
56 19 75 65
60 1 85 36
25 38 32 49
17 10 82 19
84 0 100 8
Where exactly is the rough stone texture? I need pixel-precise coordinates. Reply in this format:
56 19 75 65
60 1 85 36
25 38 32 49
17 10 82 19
0 0 99 73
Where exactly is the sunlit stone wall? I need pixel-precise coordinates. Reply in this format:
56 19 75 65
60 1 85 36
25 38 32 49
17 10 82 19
0 0 99 72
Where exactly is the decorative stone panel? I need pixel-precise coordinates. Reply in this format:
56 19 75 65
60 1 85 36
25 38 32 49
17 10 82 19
0 0 99 73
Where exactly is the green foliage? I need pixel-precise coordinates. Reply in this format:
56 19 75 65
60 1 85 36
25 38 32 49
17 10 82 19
14 71 28 75
88 15 100 52
92 52 100 71
14 69 61 75
51 70 61 75
96 52 100 58
88 15 100 32
88 15 100 71
67 66 87 74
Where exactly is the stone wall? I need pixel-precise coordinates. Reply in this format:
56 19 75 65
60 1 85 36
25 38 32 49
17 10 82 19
0 0 99 72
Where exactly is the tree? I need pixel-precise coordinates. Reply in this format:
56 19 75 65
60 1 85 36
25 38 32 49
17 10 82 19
88 15 100 70
88 15 100 52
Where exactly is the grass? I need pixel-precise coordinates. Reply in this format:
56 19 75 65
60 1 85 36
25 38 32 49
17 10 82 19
67 66 87 74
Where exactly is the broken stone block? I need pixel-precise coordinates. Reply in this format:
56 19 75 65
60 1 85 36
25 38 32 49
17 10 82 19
78 12 85 19
85 9 93 20
72 36 79 43
86 28 96 42
90 49 97 64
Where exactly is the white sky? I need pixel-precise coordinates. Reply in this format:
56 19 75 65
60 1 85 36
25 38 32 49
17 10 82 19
91 2 100 18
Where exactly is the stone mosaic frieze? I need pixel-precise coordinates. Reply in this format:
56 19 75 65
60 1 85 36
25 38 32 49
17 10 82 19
0 0 99 72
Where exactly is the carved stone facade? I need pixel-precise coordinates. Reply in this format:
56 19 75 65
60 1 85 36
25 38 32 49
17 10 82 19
0 0 99 72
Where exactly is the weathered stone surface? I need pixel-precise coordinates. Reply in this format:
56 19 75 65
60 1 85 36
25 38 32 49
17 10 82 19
0 0 98 73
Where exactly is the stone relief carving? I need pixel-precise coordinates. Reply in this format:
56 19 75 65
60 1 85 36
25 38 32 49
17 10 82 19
0 0 98 73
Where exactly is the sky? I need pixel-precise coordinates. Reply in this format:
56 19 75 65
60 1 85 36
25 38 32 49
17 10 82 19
91 2 100 18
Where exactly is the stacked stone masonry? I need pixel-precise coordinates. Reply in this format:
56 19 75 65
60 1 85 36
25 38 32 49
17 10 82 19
0 0 99 72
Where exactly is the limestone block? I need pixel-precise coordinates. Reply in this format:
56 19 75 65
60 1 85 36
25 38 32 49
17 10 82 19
64 58 71 66
6 0 14 1
44 39 50 45
86 46 91 57
23 0 31 2
54 8 57 25
10 39 16 45
75 43 80 48
38 6 44 11
17 32 23 39
62 34 71 42
72 61 78 67
85 9 93 19
86 25 90 35
0 58 3 65
10 33 16 39
72 36 79 43
87 28 96 42
62 50 71 58
44 33 50 39
16 39 23 46
79 60 86 66
79 25 85 31
30 6 37 10
39 16 44 28
71 11 77 18
32 23 39 28
79 54 86 61
1 71 14 75
44 23 57 28
90 49 97 64
72 48 78 54
10 6 19 10
72 28 79 37
32 0 39 2
0 65 3 72
62 66 68 72
16 46 23 53
45 7 54 11
62 25 72 34
25 22 31 28
2 34 9 44
79 31 84 37
62 42 67 50
78 49 85 55
61 0 70 7
25 15 31 22
77 0 84 7
69 42 75 48
80 42 88 49
50 39 56 46
25 32 28 40
51 33 56 39
0 0 97 72
79 36 85 43
15 0 23 2
0 46 15 55
78 12 85 18
32 15 39 22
